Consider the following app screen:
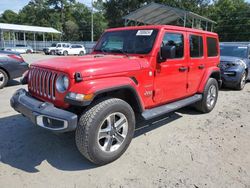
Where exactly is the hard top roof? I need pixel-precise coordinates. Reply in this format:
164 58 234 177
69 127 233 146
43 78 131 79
106 25 218 36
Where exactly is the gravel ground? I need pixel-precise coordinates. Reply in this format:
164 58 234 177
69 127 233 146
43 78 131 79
0 54 249 188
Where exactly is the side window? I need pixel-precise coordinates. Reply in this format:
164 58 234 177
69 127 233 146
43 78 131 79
57 44 61 47
162 33 184 59
190 35 203 58
207 37 218 57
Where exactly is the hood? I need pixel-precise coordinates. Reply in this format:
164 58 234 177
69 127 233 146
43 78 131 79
32 54 146 78
220 56 248 69
220 56 245 62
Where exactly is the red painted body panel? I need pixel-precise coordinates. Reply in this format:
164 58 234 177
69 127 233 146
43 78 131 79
28 25 220 110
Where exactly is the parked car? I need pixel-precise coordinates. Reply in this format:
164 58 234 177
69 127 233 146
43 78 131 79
4 44 33 54
43 43 71 55
56 44 86 56
11 25 221 165
0 50 29 89
220 42 250 90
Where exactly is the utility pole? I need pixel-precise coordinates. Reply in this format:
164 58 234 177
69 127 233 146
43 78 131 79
91 0 94 42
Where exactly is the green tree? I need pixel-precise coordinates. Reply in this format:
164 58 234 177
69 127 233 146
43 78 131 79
0 10 19 23
64 20 79 40
211 0 250 41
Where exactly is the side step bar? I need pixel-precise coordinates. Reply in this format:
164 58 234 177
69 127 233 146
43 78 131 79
141 94 202 120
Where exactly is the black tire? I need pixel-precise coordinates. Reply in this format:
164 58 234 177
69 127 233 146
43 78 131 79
26 49 32 54
235 71 247 90
63 51 68 56
79 51 84 56
0 69 9 89
195 78 219 113
50 50 55 55
75 98 135 165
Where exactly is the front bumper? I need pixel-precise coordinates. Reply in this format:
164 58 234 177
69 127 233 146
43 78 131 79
10 89 78 132
221 70 242 87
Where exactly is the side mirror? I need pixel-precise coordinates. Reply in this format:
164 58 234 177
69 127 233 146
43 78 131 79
160 45 176 62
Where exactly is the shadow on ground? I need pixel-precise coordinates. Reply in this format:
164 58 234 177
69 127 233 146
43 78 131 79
0 113 181 173
6 80 21 87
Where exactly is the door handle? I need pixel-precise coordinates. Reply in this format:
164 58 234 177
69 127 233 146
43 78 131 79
198 64 205 69
179 66 188 72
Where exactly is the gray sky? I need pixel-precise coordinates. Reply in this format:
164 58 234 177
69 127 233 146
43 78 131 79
0 0 250 14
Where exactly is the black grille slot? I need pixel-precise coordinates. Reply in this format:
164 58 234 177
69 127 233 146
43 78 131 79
29 67 57 100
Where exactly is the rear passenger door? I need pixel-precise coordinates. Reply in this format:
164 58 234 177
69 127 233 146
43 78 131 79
153 31 188 104
187 33 205 95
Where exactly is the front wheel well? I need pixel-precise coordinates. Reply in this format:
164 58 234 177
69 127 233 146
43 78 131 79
93 87 143 113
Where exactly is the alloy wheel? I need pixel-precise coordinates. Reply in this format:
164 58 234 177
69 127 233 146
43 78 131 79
97 112 128 152
206 85 217 108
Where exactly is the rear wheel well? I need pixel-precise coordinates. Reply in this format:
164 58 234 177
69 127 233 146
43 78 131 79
0 67 9 79
210 71 221 85
93 88 143 113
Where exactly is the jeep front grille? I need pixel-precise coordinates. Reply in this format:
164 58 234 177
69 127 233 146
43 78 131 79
29 67 58 100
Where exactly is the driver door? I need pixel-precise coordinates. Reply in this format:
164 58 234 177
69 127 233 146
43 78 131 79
153 31 188 104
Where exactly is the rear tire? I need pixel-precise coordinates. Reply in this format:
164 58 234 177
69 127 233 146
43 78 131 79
79 51 84 56
63 51 68 56
195 78 218 113
0 69 8 89
50 50 55 55
235 71 247 90
75 98 135 165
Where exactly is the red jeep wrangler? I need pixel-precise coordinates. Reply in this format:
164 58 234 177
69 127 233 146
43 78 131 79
11 25 221 165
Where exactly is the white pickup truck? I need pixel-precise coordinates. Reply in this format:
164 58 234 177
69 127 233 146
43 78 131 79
56 44 86 56
43 43 71 55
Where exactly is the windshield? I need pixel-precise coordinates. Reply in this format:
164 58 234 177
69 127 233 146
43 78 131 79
94 29 158 54
220 45 248 58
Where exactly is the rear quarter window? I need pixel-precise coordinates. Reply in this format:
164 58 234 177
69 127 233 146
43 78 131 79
207 37 218 57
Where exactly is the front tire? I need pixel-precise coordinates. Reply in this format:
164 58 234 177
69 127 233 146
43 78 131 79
235 71 247 90
195 78 218 113
75 98 135 165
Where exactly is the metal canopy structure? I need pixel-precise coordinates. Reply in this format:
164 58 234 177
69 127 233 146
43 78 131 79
0 23 61 51
0 23 61 34
123 2 216 31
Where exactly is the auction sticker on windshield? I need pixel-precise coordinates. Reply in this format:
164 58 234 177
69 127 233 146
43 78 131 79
136 30 153 36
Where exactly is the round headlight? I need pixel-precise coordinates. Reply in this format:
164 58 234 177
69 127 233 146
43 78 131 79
56 75 69 93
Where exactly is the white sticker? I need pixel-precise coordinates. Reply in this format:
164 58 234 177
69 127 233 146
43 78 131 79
238 46 247 49
136 30 153 36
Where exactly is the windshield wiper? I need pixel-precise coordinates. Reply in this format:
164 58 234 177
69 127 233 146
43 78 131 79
110 49 129 57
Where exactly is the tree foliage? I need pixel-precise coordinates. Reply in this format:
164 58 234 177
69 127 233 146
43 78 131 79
0 0 250 41
0 0 107 41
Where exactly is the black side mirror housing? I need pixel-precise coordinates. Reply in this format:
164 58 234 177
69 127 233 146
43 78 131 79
159 45 176 62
